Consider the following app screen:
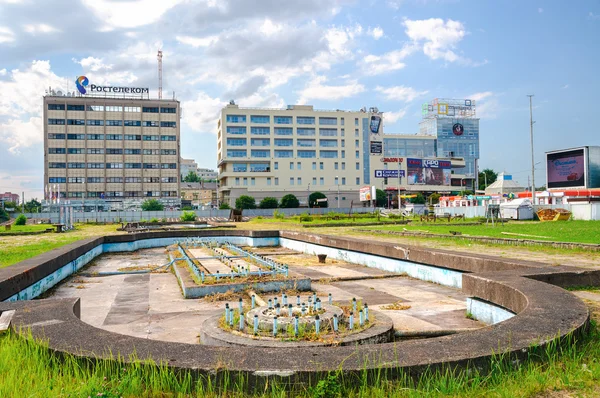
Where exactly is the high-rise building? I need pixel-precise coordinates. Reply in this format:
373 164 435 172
43 82 181 210
217 103 384 207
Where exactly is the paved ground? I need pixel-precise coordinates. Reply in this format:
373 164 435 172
49 246 483 344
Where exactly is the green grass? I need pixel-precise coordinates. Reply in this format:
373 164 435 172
361 220 600 244
0 224 123 268
0 224 53 234
2 315 600 397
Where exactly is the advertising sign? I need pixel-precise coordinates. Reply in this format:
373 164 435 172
381 157 404 163
359 186 373 201
370 141 382 154
374 170 405 178
369 115 381 134
547 149 586 188
407 158 451 186
76 76 149 95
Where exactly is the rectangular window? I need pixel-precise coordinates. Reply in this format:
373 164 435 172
124 106 141 112
124 134 141 140
49 163 66 169
320 139 338 147
48 104 65 110
297 162 301 170
105 120 123 126
297 139 315 147
161 163 177 169
341 150 345 158
298 150 316 158
108 177 124 183
106 134 122 140
320 162 323 170
67 104 85 111
106 148 123 154
312 162 316 170
342 162 345 170
142 107 159 113
355 118 359 126
226 126 247 135
160 149 176 155
227 138 247 146
160 135 176 141
67 148 85 154
319 117 337 125
251 177 255 186
274 138 293 146
334 162 338 170
274 116 292 124
142 121 158 127
334 177 339 185
320 177 324 185
250 150 270 158
125 163 142 169
290 177 294 186
87 163 104 169
342 177 346 185
290 162 294 170
355 128 359 137
87 177 104 183
319 128 337 137
356 177 360 185
356 162 360 170
267 177 271 186
251 138 270 146
160 107 176 113
143 149 159 155
249 163 269 172
297 116 315 125
355 139 360 148
298 177 302 185
67 192 84 198
227 149 247 158
274 127 293 136
86 119 104 126
67 177 84 183
250 115 270 123
274 150 293 158
341 139 345 147
312 177 317 185
143 135 159 141
341 117 345 126
67 119 85 125
320 150 338 158
143 163 160 169
274 162 278 170
226 115 246 123
48 133 66 139
48 148 66 154
275 177 279 186
233 164 247 172
235 177 240 186
87 134 104 140
125 149 141 154
87 105 104 112
297 128 316 136
355 150 360 159
160 121 176 128
243 177 248 186
250 127 270 135
67 134 85 140
48 119 65 125
124 120 141 126
106 163 123 169
49 177 66 183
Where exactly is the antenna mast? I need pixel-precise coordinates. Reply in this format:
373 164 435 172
157 50 163 99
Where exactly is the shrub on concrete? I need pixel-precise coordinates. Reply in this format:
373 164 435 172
14 214 27 226
235 195 256 210
219 203 231 210
259 197 278 209
180 211 197 222
279 194 300 209
141 199 164 211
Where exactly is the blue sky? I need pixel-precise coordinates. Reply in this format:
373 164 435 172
0 0 599 198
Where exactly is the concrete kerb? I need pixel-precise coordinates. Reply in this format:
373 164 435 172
0 229 596 389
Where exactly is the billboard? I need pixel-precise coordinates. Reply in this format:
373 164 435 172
374 170 405 178
369 115 381 134
370 141 382 154
359 186 375 201
407 158 451 186
547 149 586 188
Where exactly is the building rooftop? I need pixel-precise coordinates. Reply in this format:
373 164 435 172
224 103 380 114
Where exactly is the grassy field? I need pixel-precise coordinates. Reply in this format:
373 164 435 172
1 306 599 397
0 224 53 234
360 220 600 244
0 224 123 268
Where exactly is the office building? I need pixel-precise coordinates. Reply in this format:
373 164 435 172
0 192 20 205
43 80 181 210
217 103 385 207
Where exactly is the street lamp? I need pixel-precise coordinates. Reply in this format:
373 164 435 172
335 176 340 208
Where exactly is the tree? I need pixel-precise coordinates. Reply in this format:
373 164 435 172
375 189 386 207
259 197 278 209
235 195 256 209
309 192 328 208
141 199 164 211
478 168 498 191
24 199 41 213
15 214 27 225
429 193 441 205
279 194 299 209
410 193 426 204
183 171 201 183
219 203 231 210
3 201 20 211
0 207 8 222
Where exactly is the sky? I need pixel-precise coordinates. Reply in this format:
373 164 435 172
0 0 599 199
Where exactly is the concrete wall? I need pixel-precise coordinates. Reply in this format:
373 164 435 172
435 203 600 220
466 297 515 325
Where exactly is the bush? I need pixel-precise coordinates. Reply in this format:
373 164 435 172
219 203 231 210
299 212 313 222
375 189 387 207
429 193 441 205
279 194 300 209
14 214 27 226
309 192 328 208
141 199 164 211
273 209 285 219
150 218 159 223
259 197 278 209
180 211 197 222
235 195 256 210
411 193 426 204
0 207 8 222
182 205 193 210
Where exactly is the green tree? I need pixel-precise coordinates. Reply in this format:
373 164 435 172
235 195 256 209
429 193 441 205
279 194 300 209
23 199 41 213
0 207 8 222
3 201 20 211
375 189 386 207
14 214 27 225
183 171 201 183
478 168 498 191
309 192 328 208
141 199 164 211
219 203 231 210
180 211 197 221
410 193 426 204
259 197 278 209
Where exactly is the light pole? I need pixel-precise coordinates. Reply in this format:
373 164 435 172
528 94 536 205
307 183 310 208
335 176 339 208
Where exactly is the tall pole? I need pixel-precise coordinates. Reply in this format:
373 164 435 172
336 177 339 208
397 160 401 210
528 95 535 205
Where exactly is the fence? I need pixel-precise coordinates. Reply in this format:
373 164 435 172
15 206 374 223
434 203 600 220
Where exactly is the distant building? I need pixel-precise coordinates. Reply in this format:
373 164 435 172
180 181 218 207
197 168 218 181
180 158 217 181
485 173 525 195
0 192 19 205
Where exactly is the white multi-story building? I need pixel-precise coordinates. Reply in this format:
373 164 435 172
217 103 385 207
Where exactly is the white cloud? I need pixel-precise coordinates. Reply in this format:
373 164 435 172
538 8 544 13
260 19 284 36
0 117 43 154
182 92 225 134
23 24 59 34
81 0 185 29
367 26 384 40
0 69 6 76
362 44 416 75
297 76 365 104
387 1 401 10
176 35 219 48
0 26 15 43
376 85 428 102
467 91 497 119
403 18 466 62
383 109 407 124
73 56 138 85
468 91 493 102
588 12 600 20
324 24 363 59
